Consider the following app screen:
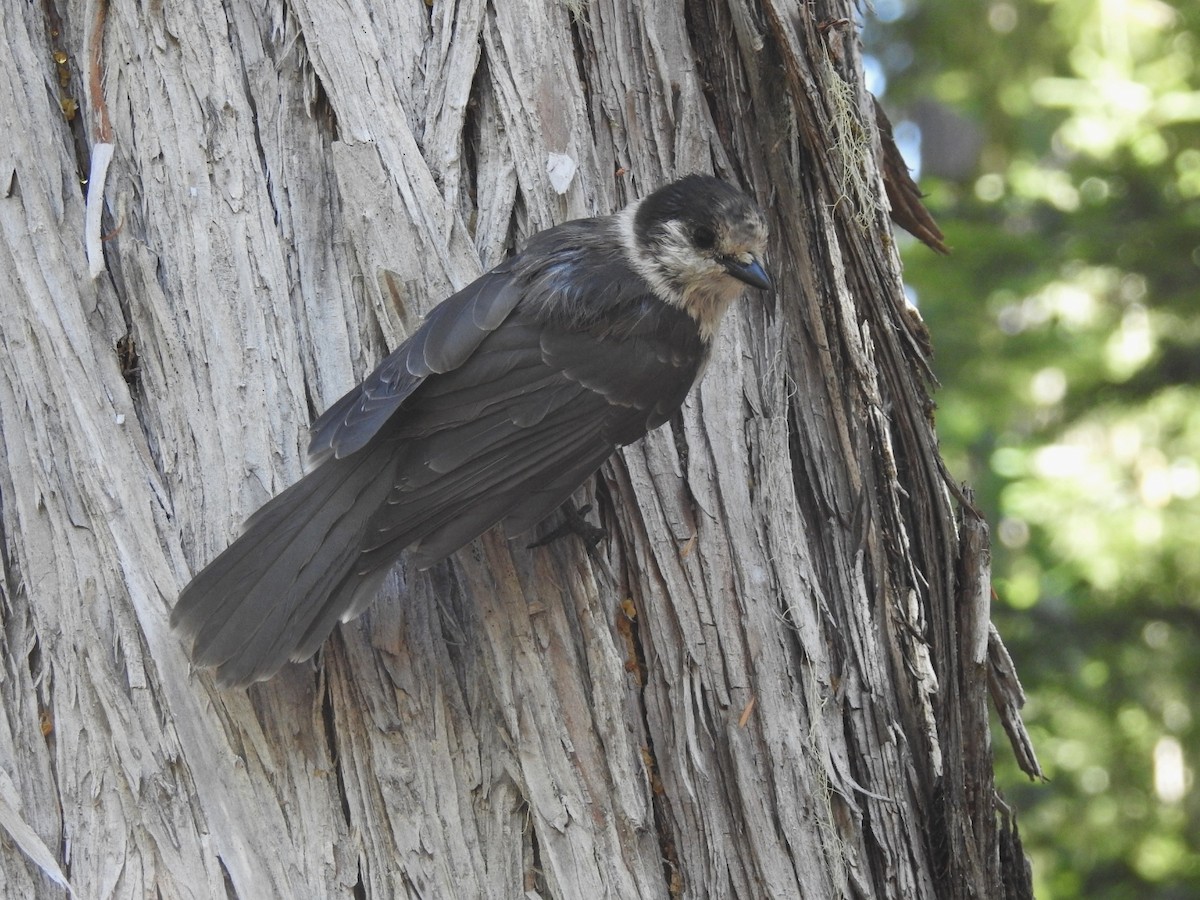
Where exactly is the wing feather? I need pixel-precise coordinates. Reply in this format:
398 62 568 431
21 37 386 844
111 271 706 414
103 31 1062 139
351 302 707 572
307 271 524 462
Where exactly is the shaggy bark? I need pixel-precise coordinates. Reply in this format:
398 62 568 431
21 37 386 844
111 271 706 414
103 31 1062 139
0 1 1037 897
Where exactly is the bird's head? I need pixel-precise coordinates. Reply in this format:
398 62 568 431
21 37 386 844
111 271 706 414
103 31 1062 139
624 175 771 339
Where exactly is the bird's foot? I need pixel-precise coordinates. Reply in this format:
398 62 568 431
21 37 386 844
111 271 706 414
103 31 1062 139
528 501 607 551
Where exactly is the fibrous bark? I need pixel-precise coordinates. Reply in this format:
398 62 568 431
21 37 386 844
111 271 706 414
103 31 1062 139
0 1 1035 897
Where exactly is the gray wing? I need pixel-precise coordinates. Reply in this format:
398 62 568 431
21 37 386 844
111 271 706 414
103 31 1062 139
354 298 708 571
307 268 524 462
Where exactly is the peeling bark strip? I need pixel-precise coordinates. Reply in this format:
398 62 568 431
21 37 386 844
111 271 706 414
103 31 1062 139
0 1 1034 898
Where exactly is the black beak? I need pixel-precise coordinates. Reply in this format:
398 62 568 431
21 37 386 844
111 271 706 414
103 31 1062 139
723 256 772 291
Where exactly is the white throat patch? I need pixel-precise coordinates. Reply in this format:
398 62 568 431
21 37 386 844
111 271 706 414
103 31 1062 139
616 203 745 342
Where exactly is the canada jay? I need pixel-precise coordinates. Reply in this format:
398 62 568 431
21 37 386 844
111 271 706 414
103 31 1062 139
173 175 771 686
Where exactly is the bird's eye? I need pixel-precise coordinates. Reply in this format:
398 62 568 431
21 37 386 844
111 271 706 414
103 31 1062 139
692 225 716 250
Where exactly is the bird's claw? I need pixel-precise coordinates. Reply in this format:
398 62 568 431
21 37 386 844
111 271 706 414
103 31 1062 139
528 502 608 551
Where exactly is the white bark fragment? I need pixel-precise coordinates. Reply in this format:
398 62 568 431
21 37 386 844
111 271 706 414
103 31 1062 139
546 153 578 194
85 143 113 278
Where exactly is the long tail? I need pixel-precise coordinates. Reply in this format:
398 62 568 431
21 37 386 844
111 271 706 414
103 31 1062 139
171 443 397 687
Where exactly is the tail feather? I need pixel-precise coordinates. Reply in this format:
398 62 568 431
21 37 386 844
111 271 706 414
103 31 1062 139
286 567 391 669
173 443 397 686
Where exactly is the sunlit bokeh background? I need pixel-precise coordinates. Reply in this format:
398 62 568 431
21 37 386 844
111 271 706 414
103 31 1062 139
865 1 1199 896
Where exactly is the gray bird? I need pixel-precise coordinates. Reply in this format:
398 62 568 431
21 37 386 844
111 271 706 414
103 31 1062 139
173 175 771 686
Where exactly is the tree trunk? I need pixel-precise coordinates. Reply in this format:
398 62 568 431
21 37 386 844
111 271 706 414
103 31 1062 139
0 1 1037 898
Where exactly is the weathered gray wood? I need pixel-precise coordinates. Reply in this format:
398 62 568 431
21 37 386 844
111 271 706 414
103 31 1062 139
0 1 1036 897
